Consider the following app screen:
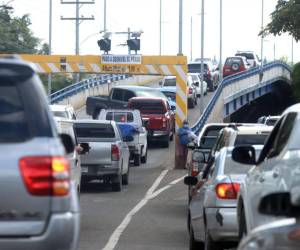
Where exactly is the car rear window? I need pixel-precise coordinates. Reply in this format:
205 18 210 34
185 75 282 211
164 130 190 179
199 126 227 149
236 53 254 60
135 89 167 99
0 84 30 142
163 78 176 86
106 112 134 122
266 118 278 126
75 124 115 138
187 63 208 72
53 111 69 119
130 101 166 114
225 58 243 66
224 155 253 175
234 134 269 146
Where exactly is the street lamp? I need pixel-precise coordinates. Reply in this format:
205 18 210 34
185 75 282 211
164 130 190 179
260 0 264 68
200 0 205 114
48 0 52 97
219 0 223 80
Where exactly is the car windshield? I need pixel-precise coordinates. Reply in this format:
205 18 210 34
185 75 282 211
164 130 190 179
130 101 165 114
161 91 176 101
0 84 29 142
163 78 176 86
135 89 167 99
234 134 269 146
53 111 69 119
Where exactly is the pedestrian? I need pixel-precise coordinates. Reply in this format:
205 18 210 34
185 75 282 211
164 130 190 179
176 120 197 169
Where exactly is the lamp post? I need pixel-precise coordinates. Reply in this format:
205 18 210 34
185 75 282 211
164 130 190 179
200 0 205 114
260 0 264 68
159 0 162 55
178 0 183 55
48 0 52 97
219 0 223 80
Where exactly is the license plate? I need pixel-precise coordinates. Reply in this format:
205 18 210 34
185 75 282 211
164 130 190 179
81 167 88 173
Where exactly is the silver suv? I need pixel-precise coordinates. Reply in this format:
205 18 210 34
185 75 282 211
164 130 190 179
0 58 80 250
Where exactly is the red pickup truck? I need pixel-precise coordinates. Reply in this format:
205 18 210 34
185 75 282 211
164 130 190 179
128 97 175 148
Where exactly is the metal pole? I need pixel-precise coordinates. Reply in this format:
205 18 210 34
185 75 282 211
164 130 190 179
219 0 223 80
48 0 52 97
104 0 106 31
159 0 162 55
200 0 204 114
75 0 80 82
178 0 183 55
128 27 131 55
261 0 264 68
273 43 275 61
190 16 193 61
292 37 294 65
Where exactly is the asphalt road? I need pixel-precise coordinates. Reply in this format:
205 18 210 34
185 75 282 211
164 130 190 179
76 91 213 250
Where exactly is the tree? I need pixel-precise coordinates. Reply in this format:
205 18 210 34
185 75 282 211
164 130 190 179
0 6 40 53
292 62 300 101
261 0 300 41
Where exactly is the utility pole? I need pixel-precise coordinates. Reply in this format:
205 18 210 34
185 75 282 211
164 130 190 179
190 16 193 61
292 37 294 65
260 0 264 68
61 0 95 82
128 27 131 55
200 0 205 114
159 0 162 55
178 0 183 55
219 0 223 80
48 0 52 97
104 0 107 32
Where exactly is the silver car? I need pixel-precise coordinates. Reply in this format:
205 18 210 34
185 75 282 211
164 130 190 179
232 103 300 239
185 146 262 250
0 58 80 250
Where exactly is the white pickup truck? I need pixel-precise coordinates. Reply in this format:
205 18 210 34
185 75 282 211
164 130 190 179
73 120 131 192
98 109 148 166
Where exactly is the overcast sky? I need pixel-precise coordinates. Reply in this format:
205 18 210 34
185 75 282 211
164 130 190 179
10 0 300 63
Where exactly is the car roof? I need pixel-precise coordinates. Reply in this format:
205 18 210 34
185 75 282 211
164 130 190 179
159 86 176 92
129 97 165 102
188 61 209 65
115 85 156 91
164 76 176 79
282 103 300 116
100 109 140 113
73 119 114 125
50 104 72 112
0 57 36 79
226 124 272 135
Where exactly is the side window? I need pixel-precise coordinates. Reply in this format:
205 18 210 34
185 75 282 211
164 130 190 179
270 113 297 157
111 89 124 101
123 90 135 102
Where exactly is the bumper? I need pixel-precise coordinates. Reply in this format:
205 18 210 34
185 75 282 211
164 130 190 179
81 165 120 178
147 130 169 139
205 207 238 242
0 212 80 250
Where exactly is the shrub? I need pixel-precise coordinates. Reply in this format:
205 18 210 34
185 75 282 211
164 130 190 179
292 62 300 102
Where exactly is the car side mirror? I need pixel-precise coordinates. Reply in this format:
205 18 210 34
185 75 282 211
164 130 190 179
142 119 149 128
79 142 90 154
232 146 256 165
60 133 75 154
259 192 300 217
184 176 198 186
171 105 176 111
123 135 134 142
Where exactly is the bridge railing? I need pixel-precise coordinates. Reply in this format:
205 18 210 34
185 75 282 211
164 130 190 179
191 61 292 134
50 74 130 104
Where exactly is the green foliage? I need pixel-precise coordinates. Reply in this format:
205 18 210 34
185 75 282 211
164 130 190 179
292 62 300 102
261 0 300 41
0 8 40 53
39 74 74 94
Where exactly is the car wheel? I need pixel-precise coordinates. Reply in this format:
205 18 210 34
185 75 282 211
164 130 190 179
162 136 170 148
170 132 174 141
112 173 122 192
189 225 204 250
194 96 197 105
141 148 148 163
205 226 223 250
238 207 247 240
133 154 141 167
122 167 129 185
189 99 195 109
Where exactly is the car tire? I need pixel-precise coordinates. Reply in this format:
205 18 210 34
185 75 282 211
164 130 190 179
238 207 247 240
122 167 129 185
141 148 148 163
133 154 141 167
194 96 197 105
162 136 170 148
112 173 122 192
205 226 223 250
170 132 174 141
189 99 195 109
189 225 204 250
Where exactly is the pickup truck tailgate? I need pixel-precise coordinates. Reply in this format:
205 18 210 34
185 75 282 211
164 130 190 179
79 141 112 166
142 114 164 130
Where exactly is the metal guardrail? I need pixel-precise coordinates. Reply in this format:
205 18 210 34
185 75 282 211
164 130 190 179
50 74 131 104
191 61 292 134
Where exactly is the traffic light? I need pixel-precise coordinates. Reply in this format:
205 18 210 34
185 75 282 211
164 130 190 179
127 39 140 53
97 38 111 53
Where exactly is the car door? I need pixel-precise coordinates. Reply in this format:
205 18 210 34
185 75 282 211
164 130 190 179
116 125 130 174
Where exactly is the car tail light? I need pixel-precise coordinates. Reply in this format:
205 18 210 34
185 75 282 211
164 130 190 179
191 160 199 177
19 156 70 196
162 117 167 128
111 144 120 161
240 65 246 71
216 183 240 199
288 228 300 241
188 87 193 94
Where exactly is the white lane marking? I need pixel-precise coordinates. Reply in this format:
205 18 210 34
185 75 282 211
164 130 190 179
102 169 169 250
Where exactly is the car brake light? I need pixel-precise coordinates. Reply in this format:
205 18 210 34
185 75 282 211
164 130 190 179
216 183 240 199
191 160 199 177
162 117 167 128
19 156 70 196
188 87 193 94
289 228 300 241
240 65 246 71
111 144 120 161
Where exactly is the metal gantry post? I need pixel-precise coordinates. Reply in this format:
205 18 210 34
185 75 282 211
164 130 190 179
261 0 264 68
159 0 162 55
219 0 223 80
128 27 131 55
200 0 205 115
104 0 107 32
48 0 52 97
190 16 193 61
178 0 183 55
